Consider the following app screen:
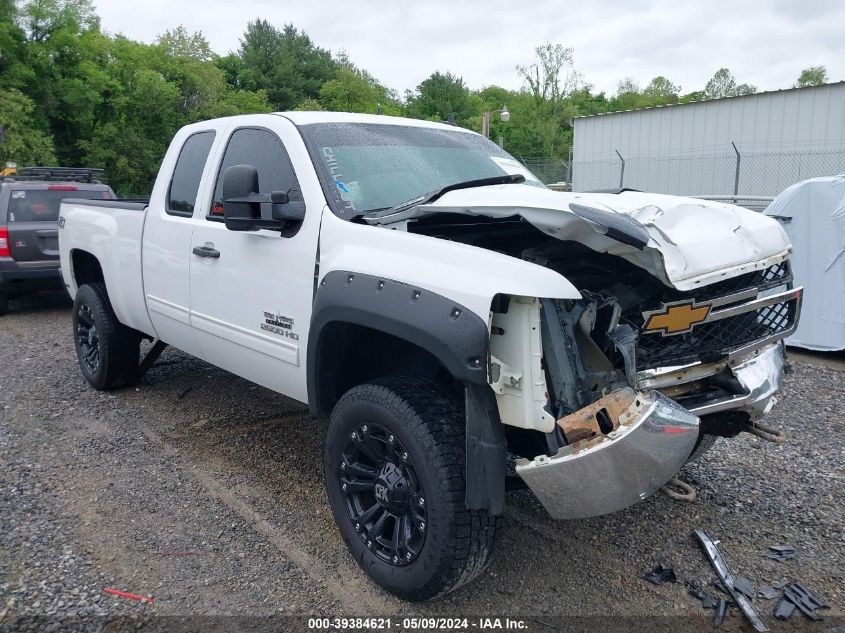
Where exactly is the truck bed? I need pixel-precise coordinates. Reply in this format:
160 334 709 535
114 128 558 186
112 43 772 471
58 199 155 336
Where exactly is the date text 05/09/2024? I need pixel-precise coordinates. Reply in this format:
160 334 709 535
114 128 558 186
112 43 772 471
308 618 528 630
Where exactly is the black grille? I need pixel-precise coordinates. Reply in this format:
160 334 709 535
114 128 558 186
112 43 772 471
672 260 792 302
635 299 797 369
626 261 797 370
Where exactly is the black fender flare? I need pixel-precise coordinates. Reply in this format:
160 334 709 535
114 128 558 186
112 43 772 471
307 271 490 418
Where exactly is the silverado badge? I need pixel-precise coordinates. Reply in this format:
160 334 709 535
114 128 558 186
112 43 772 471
642 300 712 336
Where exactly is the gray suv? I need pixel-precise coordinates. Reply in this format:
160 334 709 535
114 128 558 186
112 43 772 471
0 167 114 315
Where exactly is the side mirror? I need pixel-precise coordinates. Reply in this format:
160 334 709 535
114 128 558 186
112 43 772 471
222 164 260 223
222 165 305 231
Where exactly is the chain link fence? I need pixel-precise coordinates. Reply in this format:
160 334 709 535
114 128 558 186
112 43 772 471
572 145 845 197
517 157 571 186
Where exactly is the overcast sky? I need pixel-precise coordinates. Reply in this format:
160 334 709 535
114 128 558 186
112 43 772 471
94 0 845 97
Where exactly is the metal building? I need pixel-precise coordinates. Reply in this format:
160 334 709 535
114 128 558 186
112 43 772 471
572 82 845 197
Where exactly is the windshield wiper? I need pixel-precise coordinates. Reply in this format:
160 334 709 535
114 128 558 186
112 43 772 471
363 174 526 218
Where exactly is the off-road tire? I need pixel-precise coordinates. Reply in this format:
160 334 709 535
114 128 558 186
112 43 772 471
325 376 501 601
0 292 7 316
688 433 719 462
72 283 140 390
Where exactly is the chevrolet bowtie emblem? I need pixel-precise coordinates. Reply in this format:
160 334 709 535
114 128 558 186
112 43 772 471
642 300 712 336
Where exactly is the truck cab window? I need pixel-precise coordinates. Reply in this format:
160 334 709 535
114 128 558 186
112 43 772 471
167 131 215 216
209 127 302 220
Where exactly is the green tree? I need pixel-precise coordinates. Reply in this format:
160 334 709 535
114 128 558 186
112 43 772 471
679 90 705 103
0 0 33 89
22 16 116 164
643 76 680 99
477 86 540 156
320 68 375 111
0 88 57 165
237 20 336 110
293 98 324 111
616 77 639 95
795 66 827 88
156 25 213 61
703 68 756 99
609 75 680 111
405 72 480 125
515 43 580 156
319 61 401 114
18 0 96 42
517 43 580 105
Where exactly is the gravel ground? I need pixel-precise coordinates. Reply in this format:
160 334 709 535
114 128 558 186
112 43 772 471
0 291 843 632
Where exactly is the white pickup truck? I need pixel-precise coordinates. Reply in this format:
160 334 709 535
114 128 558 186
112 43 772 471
59 112 802 601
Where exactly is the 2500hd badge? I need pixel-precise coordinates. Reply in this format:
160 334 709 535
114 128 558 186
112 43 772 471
261 310 299 340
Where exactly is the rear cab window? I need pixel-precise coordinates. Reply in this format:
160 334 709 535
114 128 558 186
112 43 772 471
167 131 216 216
7 187 113 222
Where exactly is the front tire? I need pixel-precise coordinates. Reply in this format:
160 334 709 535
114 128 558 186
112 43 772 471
72 283 140 390
325 377 501 601
688 433 719 462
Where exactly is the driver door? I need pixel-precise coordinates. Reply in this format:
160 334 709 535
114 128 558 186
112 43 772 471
188 119 319 403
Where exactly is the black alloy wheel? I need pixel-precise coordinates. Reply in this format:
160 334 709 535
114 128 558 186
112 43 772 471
325 377 501 601
75 302 100 375
339 422 427 566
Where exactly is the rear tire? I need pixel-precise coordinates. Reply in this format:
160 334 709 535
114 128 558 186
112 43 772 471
0 292 7 316
325 376 501 601
72 283 140 390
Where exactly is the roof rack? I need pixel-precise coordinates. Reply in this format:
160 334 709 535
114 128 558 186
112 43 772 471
9 166 107 184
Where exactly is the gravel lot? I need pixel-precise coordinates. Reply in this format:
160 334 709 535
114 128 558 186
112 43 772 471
1 292 843 632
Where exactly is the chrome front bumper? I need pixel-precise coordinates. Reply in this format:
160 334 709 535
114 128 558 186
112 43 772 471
516 391 699 519
688 344 784 418
515 345 785 520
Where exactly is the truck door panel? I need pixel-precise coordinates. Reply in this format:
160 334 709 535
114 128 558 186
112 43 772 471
188 122 319 403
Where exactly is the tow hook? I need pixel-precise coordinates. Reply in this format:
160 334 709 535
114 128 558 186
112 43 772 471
661 477 697 502
740 419 786 444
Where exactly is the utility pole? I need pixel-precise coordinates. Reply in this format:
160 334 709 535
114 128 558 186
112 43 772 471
482 106 510 141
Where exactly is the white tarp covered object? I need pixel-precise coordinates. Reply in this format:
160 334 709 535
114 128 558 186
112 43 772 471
764 175 845 351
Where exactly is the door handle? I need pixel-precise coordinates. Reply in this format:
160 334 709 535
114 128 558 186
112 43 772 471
192 245 220 259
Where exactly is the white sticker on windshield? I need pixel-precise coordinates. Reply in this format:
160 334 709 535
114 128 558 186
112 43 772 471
12 190 26 198
489 157 540 183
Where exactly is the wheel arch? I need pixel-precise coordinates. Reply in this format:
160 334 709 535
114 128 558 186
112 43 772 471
70 249 105 290
307 271 490 419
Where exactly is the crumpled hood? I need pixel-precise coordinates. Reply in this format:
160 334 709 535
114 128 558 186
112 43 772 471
388 184 793 291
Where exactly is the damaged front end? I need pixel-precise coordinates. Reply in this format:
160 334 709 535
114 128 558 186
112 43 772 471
491 262 801 520
392 187 802 520
517 388 698 519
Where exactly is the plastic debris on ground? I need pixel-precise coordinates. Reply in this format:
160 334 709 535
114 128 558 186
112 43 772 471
690 532 832 628
713 598 730 627
103 588 153 604
734 576 756 599
642 564 677 585
774 596 796 620
781 581 829 621
687 582 719 609
694 529 768 632
766 544 795 561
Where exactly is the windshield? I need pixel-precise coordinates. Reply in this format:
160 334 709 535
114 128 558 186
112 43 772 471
299 122 543 218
